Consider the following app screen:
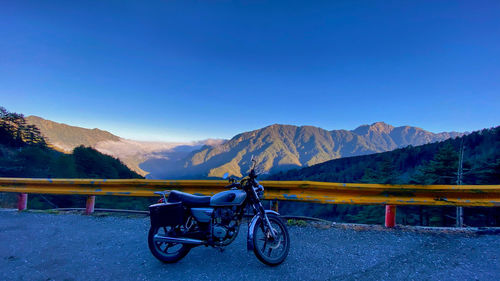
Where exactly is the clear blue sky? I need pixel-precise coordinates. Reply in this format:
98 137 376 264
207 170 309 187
1 1 499 141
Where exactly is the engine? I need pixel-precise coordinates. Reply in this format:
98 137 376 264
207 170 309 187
212 207 238 241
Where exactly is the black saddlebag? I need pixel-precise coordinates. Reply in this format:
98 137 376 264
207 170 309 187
149 202 184 227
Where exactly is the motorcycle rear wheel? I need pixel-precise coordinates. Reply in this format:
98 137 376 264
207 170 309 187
252 214 290 266
148 225 191 263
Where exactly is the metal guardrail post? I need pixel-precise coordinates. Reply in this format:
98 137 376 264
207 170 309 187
385 205 396 228
18 193 28 211
85 196 95 215
271 200 279 212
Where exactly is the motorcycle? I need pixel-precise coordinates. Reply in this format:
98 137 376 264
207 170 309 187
147 157 290 266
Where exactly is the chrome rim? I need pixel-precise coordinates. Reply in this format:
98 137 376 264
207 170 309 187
153 226 185 256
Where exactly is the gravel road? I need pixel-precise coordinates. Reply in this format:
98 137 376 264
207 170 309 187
0 210 499 281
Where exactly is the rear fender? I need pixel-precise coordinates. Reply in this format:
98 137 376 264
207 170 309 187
247 210 280 251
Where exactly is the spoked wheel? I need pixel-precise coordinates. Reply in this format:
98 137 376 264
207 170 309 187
252 214 290 266
148 225 191 263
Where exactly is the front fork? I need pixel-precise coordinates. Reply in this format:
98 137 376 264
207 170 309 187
262 212 278 238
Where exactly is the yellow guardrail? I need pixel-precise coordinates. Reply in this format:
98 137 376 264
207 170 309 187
0 177 499 207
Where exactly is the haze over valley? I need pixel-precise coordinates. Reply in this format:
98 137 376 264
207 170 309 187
26 116 225 176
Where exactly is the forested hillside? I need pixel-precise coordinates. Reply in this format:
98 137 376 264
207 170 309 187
25 115 120 152
0 107 150 210
267 126 500 226
268 126 499 185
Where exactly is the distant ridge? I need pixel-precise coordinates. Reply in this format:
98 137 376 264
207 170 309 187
351 121 462 150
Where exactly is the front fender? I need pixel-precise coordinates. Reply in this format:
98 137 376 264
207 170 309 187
247 210 280 251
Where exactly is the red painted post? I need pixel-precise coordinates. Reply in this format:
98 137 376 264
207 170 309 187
85 196 95 215
385 205 396 228
18 193 28 211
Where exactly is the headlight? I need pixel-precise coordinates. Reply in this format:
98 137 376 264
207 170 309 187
257 190 264 199
255 184 264 199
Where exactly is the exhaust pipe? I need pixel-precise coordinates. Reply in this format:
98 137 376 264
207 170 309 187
153 234 205 245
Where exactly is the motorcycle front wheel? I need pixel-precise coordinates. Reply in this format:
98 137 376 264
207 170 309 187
148 225 191 263
252 214 290 266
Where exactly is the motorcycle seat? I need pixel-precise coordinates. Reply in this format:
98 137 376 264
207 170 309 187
167 190 211 207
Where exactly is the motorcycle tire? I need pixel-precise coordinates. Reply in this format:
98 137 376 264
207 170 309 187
252 214 290 266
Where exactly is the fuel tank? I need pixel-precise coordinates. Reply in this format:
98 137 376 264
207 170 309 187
210 190 247 206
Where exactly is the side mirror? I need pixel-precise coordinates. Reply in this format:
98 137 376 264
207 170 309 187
250 154 257 169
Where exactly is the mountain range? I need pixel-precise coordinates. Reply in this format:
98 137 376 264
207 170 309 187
26 116 462 179
156 122 462 179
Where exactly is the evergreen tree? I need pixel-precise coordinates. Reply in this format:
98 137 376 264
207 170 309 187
411 143 458 185
361 157 399 184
